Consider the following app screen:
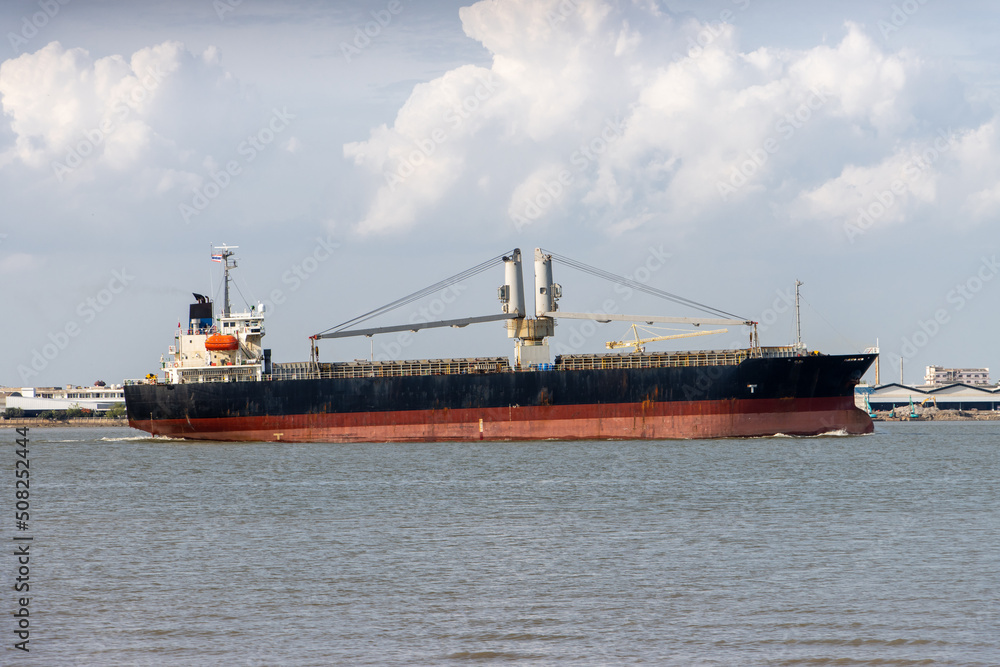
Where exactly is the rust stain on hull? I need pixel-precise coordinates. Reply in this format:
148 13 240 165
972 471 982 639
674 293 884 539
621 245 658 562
131 397 873 443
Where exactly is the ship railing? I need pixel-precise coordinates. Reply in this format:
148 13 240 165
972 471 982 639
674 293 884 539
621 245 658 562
146 366 262 384
554 349 752 371
758 345 810 358
266 347 799 379
270 357 513 380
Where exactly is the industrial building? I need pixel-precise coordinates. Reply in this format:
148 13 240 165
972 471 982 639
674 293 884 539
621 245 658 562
865 383 1000 412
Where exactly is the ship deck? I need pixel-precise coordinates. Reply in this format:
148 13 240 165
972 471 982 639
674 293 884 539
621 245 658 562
267 346 806 381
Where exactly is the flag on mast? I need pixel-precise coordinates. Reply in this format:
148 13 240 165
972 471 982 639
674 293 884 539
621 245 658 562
211 254 223 263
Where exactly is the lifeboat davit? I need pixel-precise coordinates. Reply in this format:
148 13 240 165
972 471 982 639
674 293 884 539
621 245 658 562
205 334 239 351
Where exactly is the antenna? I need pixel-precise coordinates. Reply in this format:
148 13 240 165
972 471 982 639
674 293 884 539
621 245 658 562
209 242 215 313
794 280 804 349
214 244 239 317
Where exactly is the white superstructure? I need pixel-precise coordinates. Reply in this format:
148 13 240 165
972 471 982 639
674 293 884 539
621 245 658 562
160 246 268 385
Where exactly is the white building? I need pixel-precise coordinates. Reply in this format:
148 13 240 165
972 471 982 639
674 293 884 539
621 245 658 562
5 385 125 416
924 366 991 386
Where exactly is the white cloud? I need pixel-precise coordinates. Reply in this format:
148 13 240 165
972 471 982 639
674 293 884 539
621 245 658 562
343 1 950 239
343 63 503 233
790 118 1000 237
790 142 943 229
0 0 997 387
788 23 915 133
951 120 1000 221
0 40 248 191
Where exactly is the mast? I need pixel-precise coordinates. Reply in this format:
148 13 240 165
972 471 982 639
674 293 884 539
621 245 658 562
214 244 239 317
794 279 803 349
864 338 881 385
875 338 880 385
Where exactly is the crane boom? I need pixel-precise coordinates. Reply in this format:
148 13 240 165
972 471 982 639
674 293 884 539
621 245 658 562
606 325 728 352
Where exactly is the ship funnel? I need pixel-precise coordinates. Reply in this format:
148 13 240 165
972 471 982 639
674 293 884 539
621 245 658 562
534 248 560 317
500 249 525 317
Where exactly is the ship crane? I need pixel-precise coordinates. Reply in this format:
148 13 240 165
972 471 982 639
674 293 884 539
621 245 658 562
606 324 729 354
311 247 759 366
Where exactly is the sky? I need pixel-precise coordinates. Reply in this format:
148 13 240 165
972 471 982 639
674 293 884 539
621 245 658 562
1 0 999 388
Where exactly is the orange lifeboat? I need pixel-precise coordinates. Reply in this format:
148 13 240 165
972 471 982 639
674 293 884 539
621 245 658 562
205 334 239 351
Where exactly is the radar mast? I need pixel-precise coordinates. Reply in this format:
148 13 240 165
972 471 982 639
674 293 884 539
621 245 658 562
214 244 239 317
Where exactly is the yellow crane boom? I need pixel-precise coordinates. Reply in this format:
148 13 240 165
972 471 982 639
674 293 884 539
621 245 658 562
606 324 728 353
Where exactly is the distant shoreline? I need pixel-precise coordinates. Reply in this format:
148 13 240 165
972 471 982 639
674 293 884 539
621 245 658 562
873 410 1000 422
0 418 130 428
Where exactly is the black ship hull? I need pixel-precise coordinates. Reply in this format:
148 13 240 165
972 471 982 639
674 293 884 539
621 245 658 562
125 353 876 442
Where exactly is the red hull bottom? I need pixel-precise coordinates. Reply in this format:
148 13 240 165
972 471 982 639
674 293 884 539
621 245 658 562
129 397 874 442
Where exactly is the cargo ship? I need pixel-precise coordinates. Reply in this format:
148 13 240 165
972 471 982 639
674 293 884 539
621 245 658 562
124 246 876 441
